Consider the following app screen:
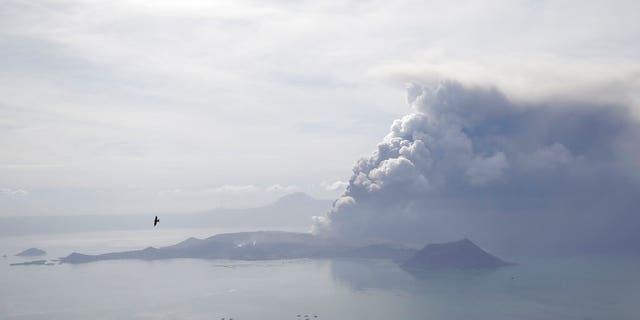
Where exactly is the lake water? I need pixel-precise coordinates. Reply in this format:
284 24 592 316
1 229 639 319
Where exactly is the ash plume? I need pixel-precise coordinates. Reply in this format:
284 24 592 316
314 81 640 253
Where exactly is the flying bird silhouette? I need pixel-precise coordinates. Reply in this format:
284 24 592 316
154 216 159 227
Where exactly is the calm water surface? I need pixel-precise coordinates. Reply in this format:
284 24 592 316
1 229 638 320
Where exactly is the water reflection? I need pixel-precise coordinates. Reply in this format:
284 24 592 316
330 258 508 293
329 259 417 292
328 256 640 320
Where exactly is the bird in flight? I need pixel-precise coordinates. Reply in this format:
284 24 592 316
154 216 160 227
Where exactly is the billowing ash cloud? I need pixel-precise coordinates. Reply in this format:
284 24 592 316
314 81 640 253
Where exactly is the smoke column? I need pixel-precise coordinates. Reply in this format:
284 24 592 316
314 81 640 254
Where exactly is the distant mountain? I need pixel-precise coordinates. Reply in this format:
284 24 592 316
0 193 333 236
60 231 414 264
15 248 46 257
168 192 332 230
401 239 513 270
272 192 319 207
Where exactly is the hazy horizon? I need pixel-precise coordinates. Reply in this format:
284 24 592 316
0 191 332 217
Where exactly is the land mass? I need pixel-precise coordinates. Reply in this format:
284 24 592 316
402 238 514 270
60 231 513 271
10 259 55 266
61 231 417 264
15 248 46 257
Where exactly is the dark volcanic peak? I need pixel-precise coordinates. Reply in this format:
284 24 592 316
15 248 46 257
402 239 513 270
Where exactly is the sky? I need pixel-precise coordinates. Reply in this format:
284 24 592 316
1 0 639 216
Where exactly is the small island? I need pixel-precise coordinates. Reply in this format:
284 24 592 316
15 248 47 257
401 238 514 270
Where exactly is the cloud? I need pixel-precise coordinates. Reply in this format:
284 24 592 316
321 180 349 191
0 188 29 197
314 81 640 253
157 188 182 197
265 184 298 192
158 184 298 196
367 54 640 115
208 184 299 193
210 185 258 193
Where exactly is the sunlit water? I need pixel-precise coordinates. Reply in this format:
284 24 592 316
1 229 639 320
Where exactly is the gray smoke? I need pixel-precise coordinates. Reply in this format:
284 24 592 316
314 81 640 254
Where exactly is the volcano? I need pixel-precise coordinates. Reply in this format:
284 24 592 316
402 239 514 270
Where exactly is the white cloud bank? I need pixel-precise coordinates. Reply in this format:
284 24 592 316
0 188 29 197
321 180 349 191
368 54 640 112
